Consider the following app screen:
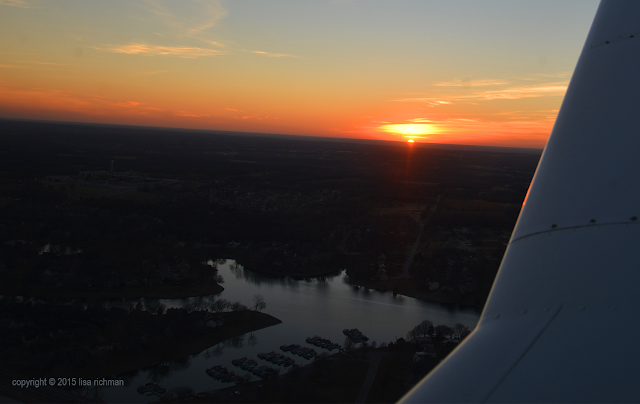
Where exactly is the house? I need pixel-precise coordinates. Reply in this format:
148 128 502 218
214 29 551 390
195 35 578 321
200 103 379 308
177 261 191 274
206 315 224 328
413 336 433 345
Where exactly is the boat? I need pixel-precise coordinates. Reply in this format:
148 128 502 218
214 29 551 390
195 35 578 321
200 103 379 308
343 328 369 343
280 343 299 352
306 335 340 350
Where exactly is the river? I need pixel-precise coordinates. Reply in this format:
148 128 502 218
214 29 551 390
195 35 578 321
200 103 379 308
100 260 481 403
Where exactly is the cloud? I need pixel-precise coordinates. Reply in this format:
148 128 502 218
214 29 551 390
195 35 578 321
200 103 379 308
477 83 568 100
434 79 510 87
392 98 452 107
235 48 296 58
10 60 69 66
131 69 173 78
0 0 33 8
0 63 70 71
201 39 226 48
141 0 227 38
393 83 568 104
96 43 222 58
407 118 433 123
250 50 296 58
535 72 572 78
175 110 210 117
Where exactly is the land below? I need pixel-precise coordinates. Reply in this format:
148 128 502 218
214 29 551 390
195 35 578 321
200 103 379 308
0 119 540 402
0 119 539 307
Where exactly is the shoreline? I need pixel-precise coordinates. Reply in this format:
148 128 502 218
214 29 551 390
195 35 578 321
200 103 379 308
349 278 487 309
45 311 282 380
0 282 225 300
225 259 485 308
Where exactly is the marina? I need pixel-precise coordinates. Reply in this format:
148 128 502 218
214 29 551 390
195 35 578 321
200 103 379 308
101 260 481 403
306 335 341 350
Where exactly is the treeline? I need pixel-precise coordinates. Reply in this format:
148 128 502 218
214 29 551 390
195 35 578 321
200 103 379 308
406 320 472 342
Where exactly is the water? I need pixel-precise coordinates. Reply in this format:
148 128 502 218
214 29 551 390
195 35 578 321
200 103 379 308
101 260 481 403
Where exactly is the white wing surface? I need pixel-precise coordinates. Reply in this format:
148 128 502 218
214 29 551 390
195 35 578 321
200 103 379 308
400 0 640 402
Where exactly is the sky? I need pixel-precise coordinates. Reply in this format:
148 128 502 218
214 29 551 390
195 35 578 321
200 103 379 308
0 0 601 148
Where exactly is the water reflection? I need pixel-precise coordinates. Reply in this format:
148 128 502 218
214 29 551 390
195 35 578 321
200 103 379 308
226 261 342 288
99 259 481 403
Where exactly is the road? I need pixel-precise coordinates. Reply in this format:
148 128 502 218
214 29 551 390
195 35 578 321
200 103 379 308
355 351 389 404
401 195 441 278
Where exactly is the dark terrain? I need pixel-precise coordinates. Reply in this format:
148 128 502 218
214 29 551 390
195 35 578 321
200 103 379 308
0 119 541 402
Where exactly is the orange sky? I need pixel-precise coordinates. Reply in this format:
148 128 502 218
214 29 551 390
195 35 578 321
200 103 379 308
0 0 600 148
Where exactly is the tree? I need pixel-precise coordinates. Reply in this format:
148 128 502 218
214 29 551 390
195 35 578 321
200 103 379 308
435 324 452 338
210 299 229 313
452 323 470 339
173 386 193 402
213 274 224 284
252 294 266 312
407 320 434 340
231 301 248 312
344 336 354 351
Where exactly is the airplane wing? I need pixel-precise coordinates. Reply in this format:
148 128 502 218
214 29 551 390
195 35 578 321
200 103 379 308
400 0 640 402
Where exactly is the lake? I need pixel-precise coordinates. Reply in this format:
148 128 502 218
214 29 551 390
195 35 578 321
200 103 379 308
101 260 481 403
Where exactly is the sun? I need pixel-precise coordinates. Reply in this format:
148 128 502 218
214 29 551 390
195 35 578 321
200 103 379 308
379 123 434 139
408 139 414 143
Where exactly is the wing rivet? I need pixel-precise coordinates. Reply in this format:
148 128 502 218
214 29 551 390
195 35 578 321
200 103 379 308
630 35 635 38
494 314 500 319
590 219 596 223
612 306 618 311
606 40 610 44
551 224 557 228
631 217 637 221
520 309 527 315
580 306 586 311
545 307 550 312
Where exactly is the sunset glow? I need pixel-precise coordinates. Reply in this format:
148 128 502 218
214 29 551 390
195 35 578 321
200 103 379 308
380 124 435 138
0 0 600 148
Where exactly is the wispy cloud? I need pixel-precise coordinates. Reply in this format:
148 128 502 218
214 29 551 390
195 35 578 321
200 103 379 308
96 42 222 58
201 39 226 48
10 60 69 66
248 50 297 58
141 0 227 38
175 110 210 117
392 98 451 107
235 48 297 58
0 0 34 8
393 83 568 104
434 79 510 87
131 69 173 78
477 83 568 100
408 118 433 123
535 72 572 78
0 63 70 71
0 83 218 122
